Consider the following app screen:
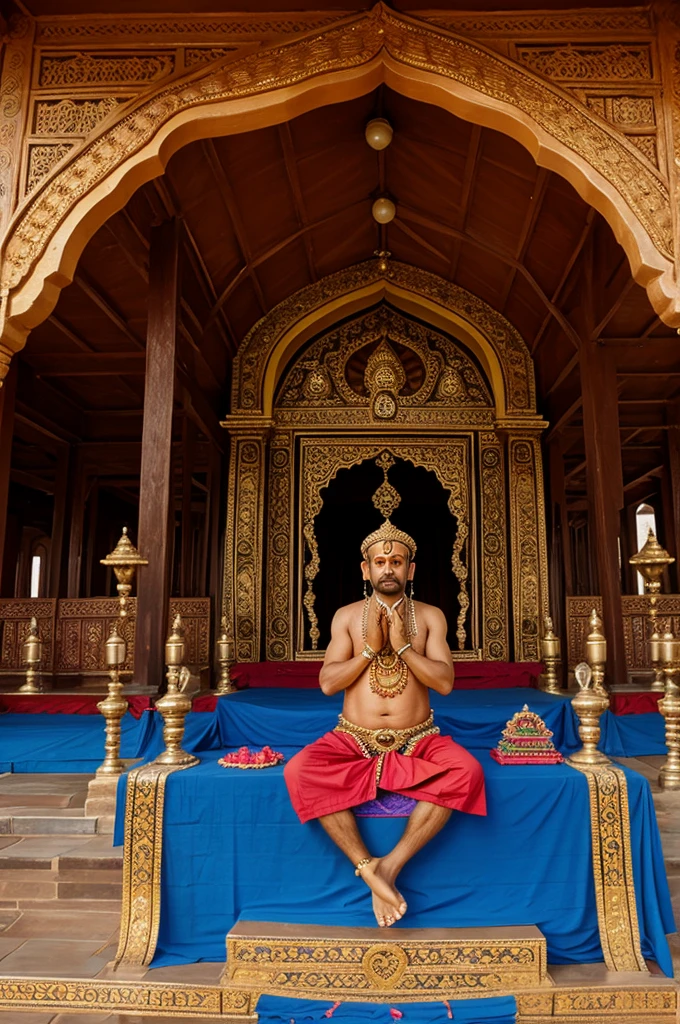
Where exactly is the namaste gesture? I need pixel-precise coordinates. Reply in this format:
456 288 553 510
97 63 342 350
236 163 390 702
284 520 486 929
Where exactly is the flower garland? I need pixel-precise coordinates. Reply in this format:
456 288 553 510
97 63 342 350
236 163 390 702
218 745 284 769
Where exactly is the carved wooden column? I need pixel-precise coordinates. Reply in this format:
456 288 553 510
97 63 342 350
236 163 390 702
222 418 270 663
135 219 180 690
504 427 549 661
580 339 627 685
0 359 17 590
48 445 69 598
266 430 294 661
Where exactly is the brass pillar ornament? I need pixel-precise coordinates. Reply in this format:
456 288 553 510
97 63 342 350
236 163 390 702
539 615 561 694
95 623 128 777
585 608 608 697
629 528 674 692
658 631 680 790
19 616 43 693
567 662 610 767
154 615 198 767
216 615 237 695
100 526 148 618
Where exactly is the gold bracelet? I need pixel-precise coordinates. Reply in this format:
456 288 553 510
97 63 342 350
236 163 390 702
355 857 371 876
396 642 412 657
361 645 376 660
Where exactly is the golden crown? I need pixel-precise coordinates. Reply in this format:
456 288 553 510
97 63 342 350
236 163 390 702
361 520 417 560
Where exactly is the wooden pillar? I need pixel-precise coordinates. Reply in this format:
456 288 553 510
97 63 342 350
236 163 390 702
134 219 180 690
180 416 197 596
66 451 87 597
48 446 69 598
0 359 17 588
580 340 627 684
666 400 680 592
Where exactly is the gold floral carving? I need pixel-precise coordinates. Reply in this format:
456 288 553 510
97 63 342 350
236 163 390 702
0 15 34 236
2 6 672 303
628 135 658 166
508 436 548 661
36 15 344 44
0 597 56 672
26 143 75 194
185 47 238 66
515 45 652 82
239 261 533 416
567 763 646 972
224 928 547 998
0 979 225 1015
38 51 175 87
423 10 651 36
552 989 676 1015
479 433 509 661
115 760 196 967
300 440 469 651
33 97 124 136
266 432 294 661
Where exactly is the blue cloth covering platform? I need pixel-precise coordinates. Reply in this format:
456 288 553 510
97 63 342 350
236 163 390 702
114 731 675 974
256 994 517 1024
0 710 155 772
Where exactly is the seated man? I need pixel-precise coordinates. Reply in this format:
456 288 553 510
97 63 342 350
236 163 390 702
284 520 486 928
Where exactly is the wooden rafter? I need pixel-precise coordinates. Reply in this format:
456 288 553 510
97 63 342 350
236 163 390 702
448 124 482 282
278 123 317 283
499 167 550 312
531 209 596 355
74 272 144 350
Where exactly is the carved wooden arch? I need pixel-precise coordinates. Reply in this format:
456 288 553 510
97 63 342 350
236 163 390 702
0 1 677 375
230 260 539 422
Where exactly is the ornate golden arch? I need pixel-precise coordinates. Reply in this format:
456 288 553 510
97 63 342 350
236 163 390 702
223 261 548 664
0 3 677 372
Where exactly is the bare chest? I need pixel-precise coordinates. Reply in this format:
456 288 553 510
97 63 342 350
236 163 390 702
348 601 427 656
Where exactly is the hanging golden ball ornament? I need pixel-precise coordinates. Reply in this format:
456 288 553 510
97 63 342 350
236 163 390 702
372 197 396 224
365 118 394 151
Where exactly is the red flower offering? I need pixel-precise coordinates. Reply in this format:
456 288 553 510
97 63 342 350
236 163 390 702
218 745 284 769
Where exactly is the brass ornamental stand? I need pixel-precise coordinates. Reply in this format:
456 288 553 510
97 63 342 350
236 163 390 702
629 529 674 691
658 631 680 790
539 615 561 694
95 624 128 777
154 615 199 767
585 608 607 697
567 662 610 767
19 616 43 693
100 526 148 619
215 615 237 695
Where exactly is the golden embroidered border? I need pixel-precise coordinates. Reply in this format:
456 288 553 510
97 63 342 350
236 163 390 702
568 762 646 972
114 760 195 968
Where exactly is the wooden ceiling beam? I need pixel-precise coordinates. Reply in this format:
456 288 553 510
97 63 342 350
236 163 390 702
10 469 54 494
448 124 482 282
74 272 144 350
530 208 596 355
176 365 225 453
22 352 147 376
399 204 581 350
47 315 94 353
14 413 71 449
591 261 636 339
623 464 664 492
202 139 267 314
498 167 550 312
546 353 578 398
278 122 317 283
546 396 583 440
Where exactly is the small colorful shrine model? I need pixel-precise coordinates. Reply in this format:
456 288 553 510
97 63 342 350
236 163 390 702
490 704 564 764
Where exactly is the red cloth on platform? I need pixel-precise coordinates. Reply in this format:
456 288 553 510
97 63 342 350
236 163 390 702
0 693 152 718
284 728 486 824
609 691 662 716
229 661 542 691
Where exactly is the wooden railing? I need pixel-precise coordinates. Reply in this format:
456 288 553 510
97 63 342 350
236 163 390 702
0 597 211 675
566 595 680 673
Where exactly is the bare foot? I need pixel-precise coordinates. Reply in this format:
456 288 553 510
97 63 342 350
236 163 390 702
360 858 407 928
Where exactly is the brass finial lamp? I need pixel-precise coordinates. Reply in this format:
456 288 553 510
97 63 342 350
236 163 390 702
567 662 610 767
658 630 680 789
19 616 43 693
539 615 562 694
629 528 674 691
215 615 236 695
100 526 148 619
154 615 198 767
585 608 608 697
94 623 128 777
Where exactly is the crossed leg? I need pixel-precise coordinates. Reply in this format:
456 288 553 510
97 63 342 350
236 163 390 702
319 801 451 928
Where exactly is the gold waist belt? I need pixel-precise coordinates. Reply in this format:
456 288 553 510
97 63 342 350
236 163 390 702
334 712 439 757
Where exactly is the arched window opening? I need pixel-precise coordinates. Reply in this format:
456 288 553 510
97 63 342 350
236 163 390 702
635 504 658 595
29 555 41 599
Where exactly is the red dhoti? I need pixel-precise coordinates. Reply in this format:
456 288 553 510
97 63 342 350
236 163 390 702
284 716 486 824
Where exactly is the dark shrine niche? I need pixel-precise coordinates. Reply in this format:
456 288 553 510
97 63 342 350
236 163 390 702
310 457 460 650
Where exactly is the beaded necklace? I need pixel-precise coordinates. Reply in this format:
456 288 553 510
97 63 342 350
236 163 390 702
361 592 418 699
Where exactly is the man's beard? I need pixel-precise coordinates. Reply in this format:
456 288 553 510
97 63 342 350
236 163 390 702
374 576 404 595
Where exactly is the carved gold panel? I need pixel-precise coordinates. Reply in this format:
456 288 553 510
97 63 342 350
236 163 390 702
298 438 470 653
566 594 680 672
266 432 294 661
508 434 549 661
0 598 56 672
479 433 509 661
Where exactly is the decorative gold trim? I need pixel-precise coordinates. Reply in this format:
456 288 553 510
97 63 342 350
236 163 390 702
265 431 294 661
479 432 509 660
299 439 469 652
508 434 548 660
567 762 646 972
115 760 196 968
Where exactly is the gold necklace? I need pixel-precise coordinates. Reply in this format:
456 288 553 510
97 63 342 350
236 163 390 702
362 596 411 699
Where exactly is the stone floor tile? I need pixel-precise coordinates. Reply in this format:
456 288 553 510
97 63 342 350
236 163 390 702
137 961 224 984
0 909 20 932
0 937 113 977
0 1014 58 1023
0 836 93 866
3 908 120 941
51 1016 113 1024
0 934 26 960
0 836 21 849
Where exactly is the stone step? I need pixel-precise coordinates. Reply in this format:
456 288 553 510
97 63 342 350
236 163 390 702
0 805 98 836
0 835 122 902
0 774 90 809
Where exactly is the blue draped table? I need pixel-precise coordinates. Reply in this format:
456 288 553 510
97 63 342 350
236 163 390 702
0 710 155 772
256 994 517 1024
114 726 675 973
